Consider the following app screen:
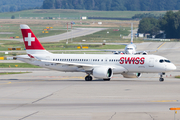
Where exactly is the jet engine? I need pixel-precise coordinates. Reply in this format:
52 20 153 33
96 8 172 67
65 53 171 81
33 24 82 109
93 67 113 79
122 73 142 78
142 51 148 55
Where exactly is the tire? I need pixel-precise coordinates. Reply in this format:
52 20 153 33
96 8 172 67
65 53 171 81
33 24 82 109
85 76 92 81
103 78 111 81
159 78 164 82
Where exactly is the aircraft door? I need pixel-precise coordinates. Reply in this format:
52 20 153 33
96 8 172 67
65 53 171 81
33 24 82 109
149 58 154 67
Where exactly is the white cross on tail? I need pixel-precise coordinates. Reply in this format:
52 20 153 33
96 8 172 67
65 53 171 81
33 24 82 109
25 33 35 46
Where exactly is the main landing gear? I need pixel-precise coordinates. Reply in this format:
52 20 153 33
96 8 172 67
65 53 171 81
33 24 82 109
159 72 165 82
103 78 111 81
85 75 93 81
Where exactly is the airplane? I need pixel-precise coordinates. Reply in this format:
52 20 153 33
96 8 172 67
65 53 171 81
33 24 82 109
15 24 176 82
105 23 148 55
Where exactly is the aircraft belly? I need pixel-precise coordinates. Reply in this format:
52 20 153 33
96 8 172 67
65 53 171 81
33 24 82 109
17 58 42 67
113 66 128 74
47 65 86 72
122 64 147 73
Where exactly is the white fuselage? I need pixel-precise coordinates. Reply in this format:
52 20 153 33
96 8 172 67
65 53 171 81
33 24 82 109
18 54 176 74
124 43 137 54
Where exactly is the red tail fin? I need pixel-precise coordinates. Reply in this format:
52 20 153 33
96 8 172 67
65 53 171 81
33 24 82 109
20 24 45 50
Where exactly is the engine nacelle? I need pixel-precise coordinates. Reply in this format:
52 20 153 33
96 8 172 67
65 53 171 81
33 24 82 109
142 51 148 55
122 73 142 78
93 67 113 79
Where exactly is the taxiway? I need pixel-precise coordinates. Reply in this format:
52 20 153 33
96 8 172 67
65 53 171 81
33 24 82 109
0 42 180 120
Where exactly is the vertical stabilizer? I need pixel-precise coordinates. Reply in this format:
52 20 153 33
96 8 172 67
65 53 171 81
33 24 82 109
20 24 51 54
131 23 133 44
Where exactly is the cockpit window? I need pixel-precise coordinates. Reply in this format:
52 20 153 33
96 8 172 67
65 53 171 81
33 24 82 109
165 60 171 63
159 59 171 63
159 59 164 63
127 48 133 50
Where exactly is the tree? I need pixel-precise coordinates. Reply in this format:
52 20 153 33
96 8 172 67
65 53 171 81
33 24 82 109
138 17 159 35
41 0 180 11
139 10 180 38
11 15 15 19
43 0 55 9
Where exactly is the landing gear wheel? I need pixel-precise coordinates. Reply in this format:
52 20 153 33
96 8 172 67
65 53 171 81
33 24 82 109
103 78 111 81
159 78 164 82
85 76 92 81
159 73 165 82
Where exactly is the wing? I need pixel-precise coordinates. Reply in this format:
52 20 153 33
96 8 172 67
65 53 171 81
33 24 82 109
41 60 99 68
41 60 115 72
135 50 158 54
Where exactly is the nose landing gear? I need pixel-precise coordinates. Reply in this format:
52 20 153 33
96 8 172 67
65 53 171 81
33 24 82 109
159 72 165 82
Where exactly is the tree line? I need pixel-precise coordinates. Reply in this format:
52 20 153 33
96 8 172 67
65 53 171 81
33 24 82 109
42 0 180 11
0 0 43 12
132 13 164 19
138 11 180 38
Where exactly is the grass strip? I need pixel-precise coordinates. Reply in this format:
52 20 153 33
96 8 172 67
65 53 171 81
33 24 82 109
0 63 41 68
0 72 31 75
175 76 180 78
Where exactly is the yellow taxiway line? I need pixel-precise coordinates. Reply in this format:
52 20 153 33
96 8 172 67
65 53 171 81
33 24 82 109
157 42 166 50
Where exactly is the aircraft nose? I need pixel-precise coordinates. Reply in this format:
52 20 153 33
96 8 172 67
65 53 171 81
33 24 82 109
166 63 176 71
127 50 132 54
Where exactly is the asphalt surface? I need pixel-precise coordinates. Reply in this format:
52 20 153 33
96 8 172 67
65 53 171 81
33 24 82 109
0 42 180 120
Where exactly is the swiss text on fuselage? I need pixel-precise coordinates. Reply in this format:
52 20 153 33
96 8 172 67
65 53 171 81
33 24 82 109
119 57 145 64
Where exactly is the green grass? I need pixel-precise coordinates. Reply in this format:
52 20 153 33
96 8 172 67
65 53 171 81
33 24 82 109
0 40 20 44
0 40 125 51
0 25 66 39
0 72 31 75
175 76 180 78
0 9 168 19
72 28 139 43
42 43 125 50
0 63 41 68
0 42 24 51
52 51 113 54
